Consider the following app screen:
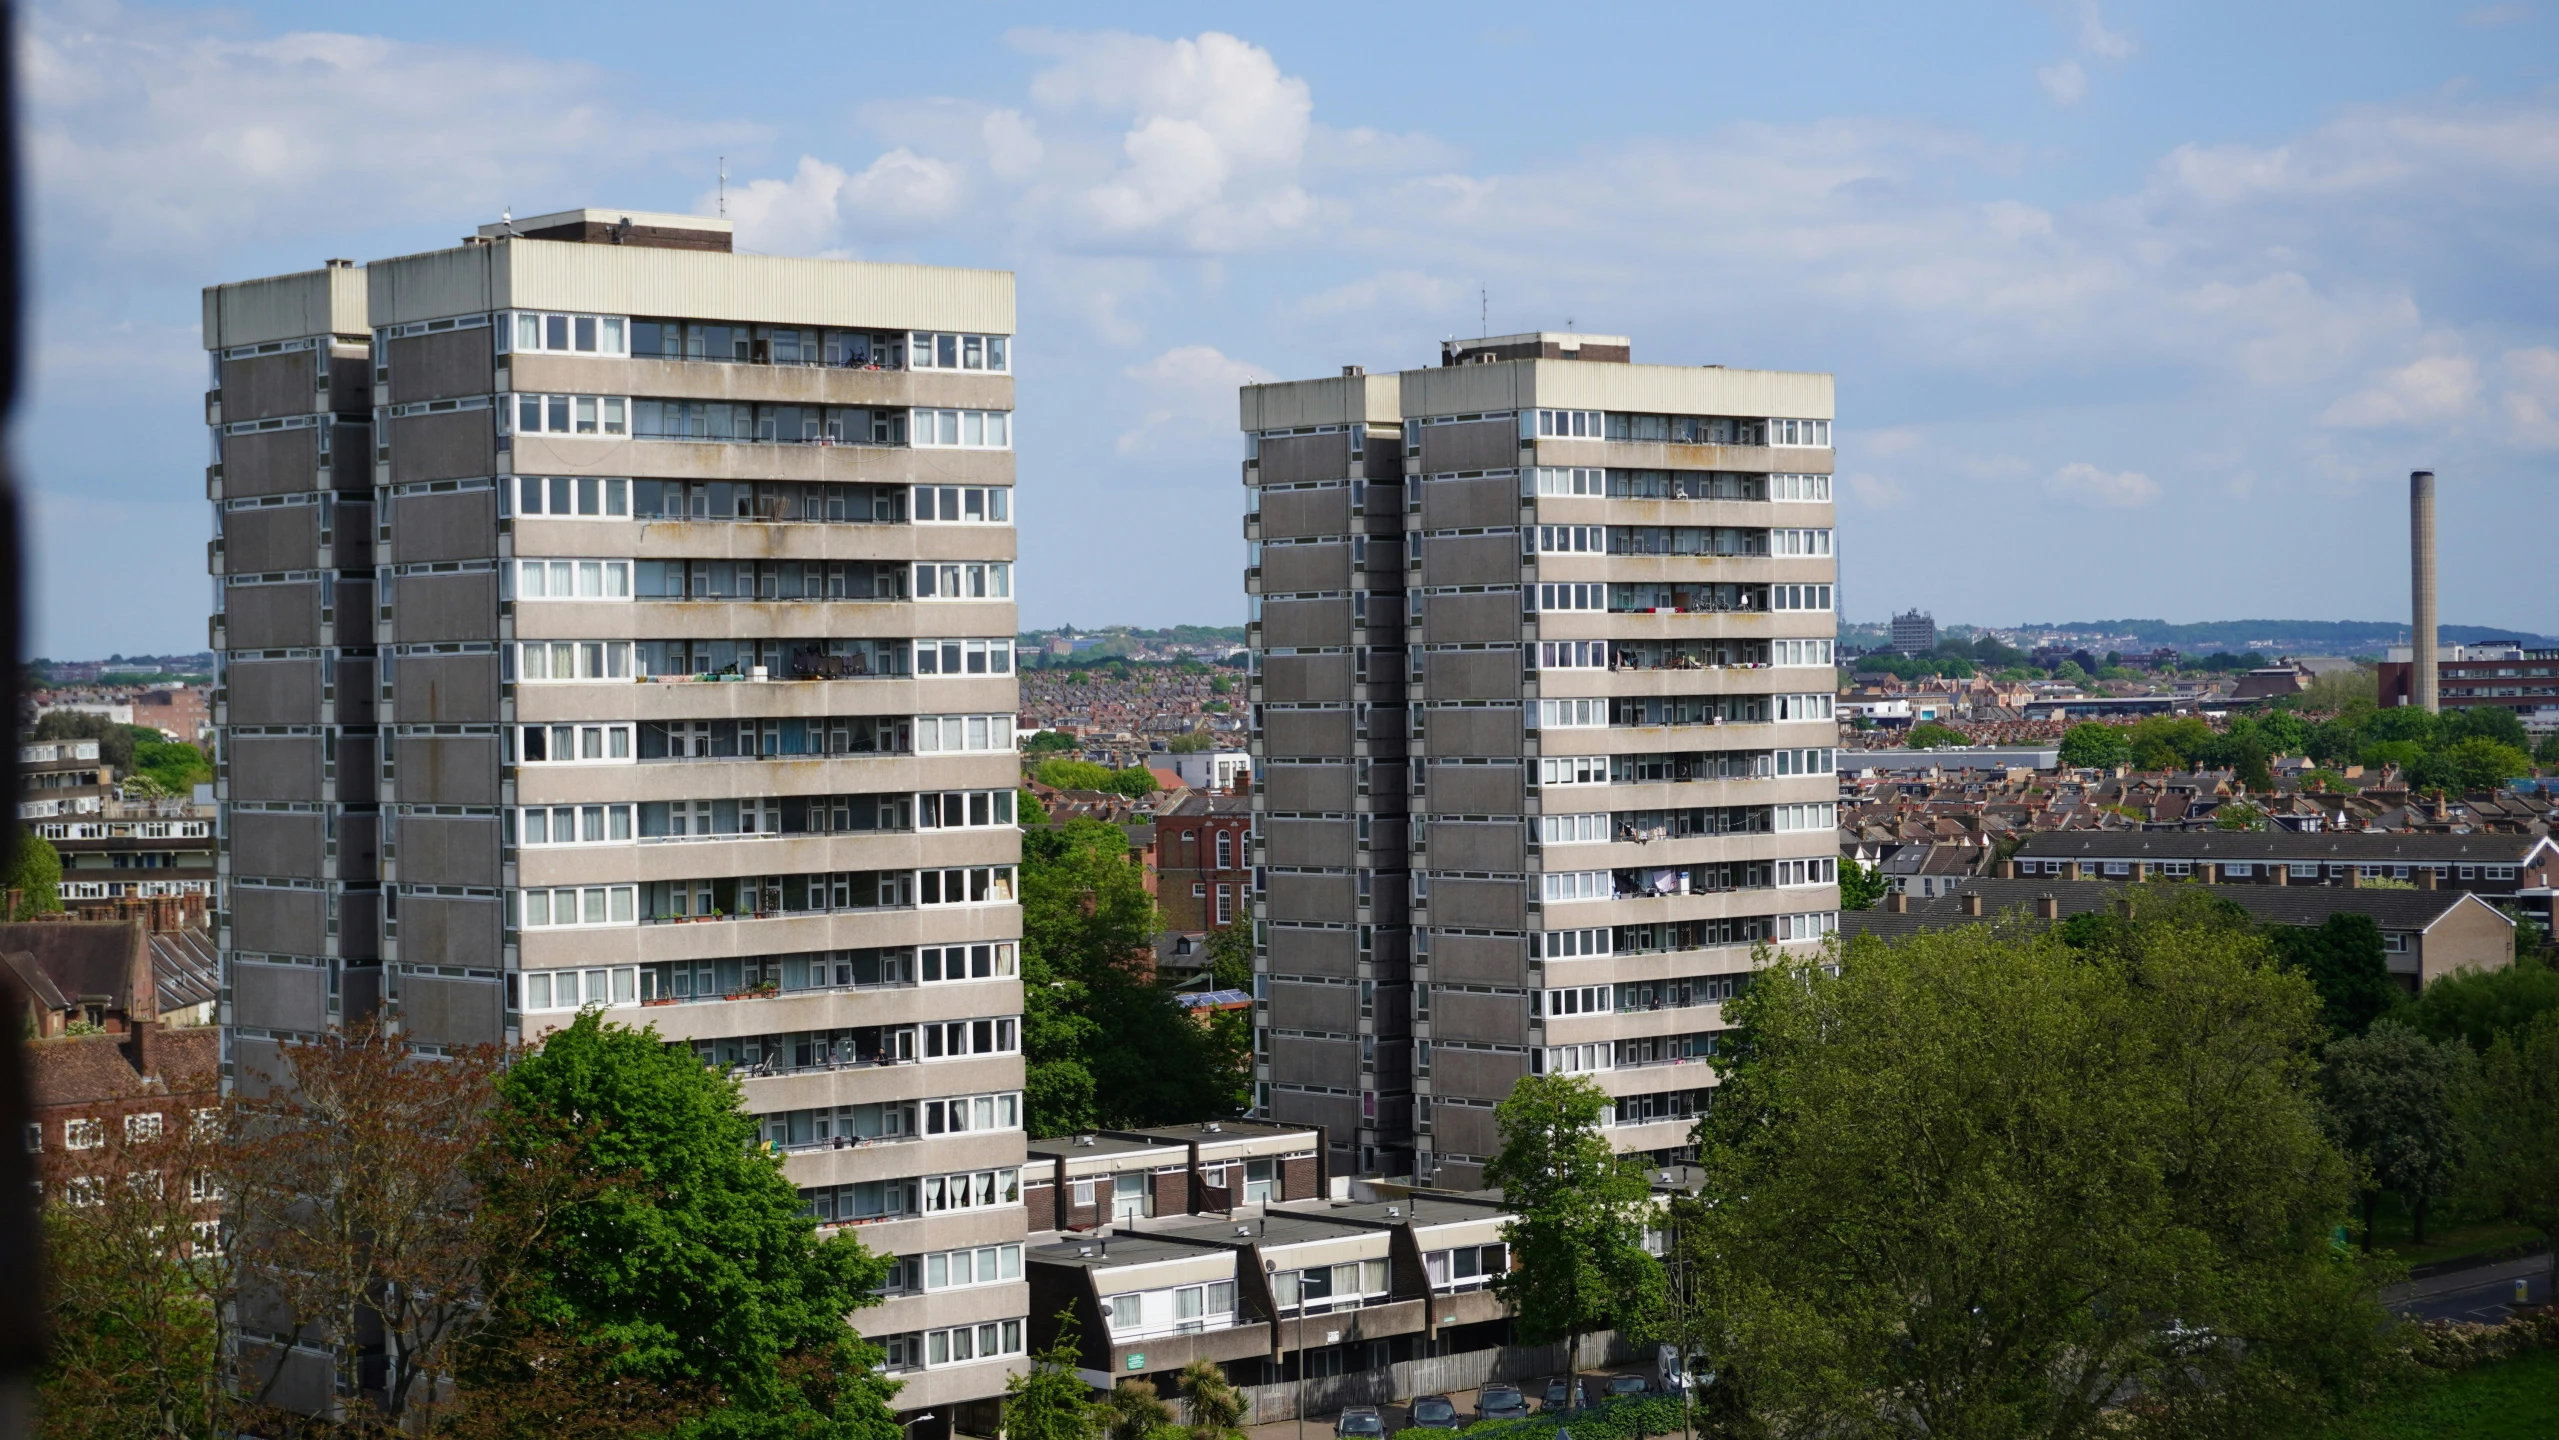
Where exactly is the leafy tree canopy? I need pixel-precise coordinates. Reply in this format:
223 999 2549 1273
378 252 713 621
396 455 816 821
2402 953 2559 1054
2318 1019 2471 1247
1024 730 1081 755
1902 721 1968 749
1837 855 1887 912
2264 913 2401 1038
5 827 64 919
1485 1075 1662 1355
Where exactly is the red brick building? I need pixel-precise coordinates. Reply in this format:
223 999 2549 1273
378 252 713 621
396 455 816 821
1154 793 1253 931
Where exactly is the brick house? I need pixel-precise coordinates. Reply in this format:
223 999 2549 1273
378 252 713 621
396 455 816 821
1155 793 1254 931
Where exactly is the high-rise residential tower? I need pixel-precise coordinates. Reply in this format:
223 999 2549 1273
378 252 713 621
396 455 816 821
208 211 1029 1427
1243 335 1841 1189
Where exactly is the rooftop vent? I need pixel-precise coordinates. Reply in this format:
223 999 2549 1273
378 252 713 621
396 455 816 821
1386 1206 1401 1218
1342 365 1365 378
324 258 356 269
1076 1134 1096 1146
1236 1226 1252 1237
1079 1247 1094 1258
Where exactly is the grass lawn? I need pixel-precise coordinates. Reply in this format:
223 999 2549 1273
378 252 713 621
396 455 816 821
2327 1347 2559 1439
2358 1194 2545 1271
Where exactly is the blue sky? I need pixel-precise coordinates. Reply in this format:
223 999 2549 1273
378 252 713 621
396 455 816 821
17 0 2559 657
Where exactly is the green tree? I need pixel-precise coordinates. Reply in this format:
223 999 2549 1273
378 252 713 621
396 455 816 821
1034 758 1117 791
2443 705 2530 751
1902 721 1967 749
2058 721 2129 769
1203 921 1254 991
2318 1020 2471 1248
2054 659 2090 684
2536 730 2559 770
1837 855 1887 912
2461 1010 2559 1246
1019 788 1051 825
2438 735 2533 791
1164 731 1215 753
1102 766 1161 797
1005 1311 1100 1440
2264 913 2400 1038
5 826 64 918
2215 800 2268 831
1484 1075 1662 1384
31 709 139 771
1178 1358 1246 1440
2403 953 2559 1054
130 736 213 793
1101 1379 1175 1440
1025 730 1080 755
476 1014 901 1440
1676 908 2387 1440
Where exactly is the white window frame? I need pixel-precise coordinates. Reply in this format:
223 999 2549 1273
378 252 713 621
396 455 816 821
911 562 1013 601
517 803 635 846
512 558 633 601
1770 473 1832 501
517 722 637 762
523 965 641 1010
503 392 630 437
1537 755 1608 786
908 409 1013 450
913 714 1014 753
910 485 1014 524
503 311 629 357
515 885 640 930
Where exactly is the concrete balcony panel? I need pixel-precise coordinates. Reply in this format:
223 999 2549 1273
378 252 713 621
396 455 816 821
516 753 1019 804
1606 1116 1710 1155
521 981 1025 1042
511 516 1017 564
1530 614 1836 649
862 1281 1031 1340
1527 497 1835 528
509 433 1014 486
776 1126 1026 1188
1589 774 1837 811
1527 439 1821 475
1567 830 1838 871
829 1207 1029 1263
1539 885 1837 931
857 1354 1023 1411
627 905 1024 963
509 353 1013 412
513 827 1020 886
511 675 1019 722
516 598 1012 643
1539 1002 1724 1046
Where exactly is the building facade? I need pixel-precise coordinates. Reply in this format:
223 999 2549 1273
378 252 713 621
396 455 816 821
207 210 1027 1425
1242 335 1842 1189
1155 792 1255 931
2380 643 2559 730
1889 608 1935 656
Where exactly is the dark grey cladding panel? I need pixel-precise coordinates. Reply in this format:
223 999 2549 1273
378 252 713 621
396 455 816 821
387 328 495 406
337 731 382 805
1429 876 1526 932
329 421 372 492
232 886 326 957
1268 979 1356 1033
221 350 320 424
1267 871 1356 924
1262 598 1352 650
222 427 320 499
232 811 325 879
1259 431 1354 486
398 895 503 973
1272 1033 1357 1087
1418 420 1517 475
1427 763 1524 817
1435 989 1527 1048
1268 925 1356 977
388 409 496 485
1261 652 1352 705
1265 709 1353 760
227 583 321 649
1264 816 1354 868
229 1037 287 1100
392 653 499 723
1422 706 1523 757
226 659 321 726
390 489 498 565
226 505 320 573
1429 931 1526 987
337 893 382 961
335 654 379 725
1421 590 1522 646
1419 476 1519 531
1270 1084 1358 1138
232 960 327 1034
393 735 500 806
1420 534 1520 588
1260 486 1351 540
1432 1100 1504 1159
1264 762 1355 813
1434 1047 1529 1107
228 736 324 803
338 812 381 882
1425 650 1521 703
329 344 372 417
1263 543 1351 595
390 570 497 644
397 814 502 887
1429 820 1523 874
400 972 505 1047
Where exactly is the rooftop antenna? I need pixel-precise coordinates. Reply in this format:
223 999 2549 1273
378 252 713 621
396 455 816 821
719 157 728 218
1480 286 1488 338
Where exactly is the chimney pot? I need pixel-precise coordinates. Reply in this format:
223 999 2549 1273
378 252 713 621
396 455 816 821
1960 893 1983 917
2035 894 2059 920
2419 867 2439 890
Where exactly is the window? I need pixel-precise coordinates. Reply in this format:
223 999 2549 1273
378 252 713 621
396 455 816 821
1533 409 1604 439
922 1243 1024 1291
913 639 1015 676
1540 870 1610 903
1538 755 1608 786
1769 472 1831 501
1772 802 1836 832
1528 467 1604 496
1104 1279 1238 1338
1768 418 1833 447
517 723 636 762
921 1092 1024 1135
1536 813 1609 845
1424 1244 1508 1291
918 867 1018 906
902 1320 1025 1369
523 966 641 1009
514 476 631 517
124 1112 163 1144
516 886 639 930
916 791 1019 830
1215 831 1235 869
911 486 1013 523
1529 582 1604 612
1771 528 1833 556
1535 640 1607 670
908 332 1011 372
911 563 1013 600
514 641 633 681
518 804 635 845
913 714 1014 753
918 943 1019 981
1528 525 1604 554
1534 698 1606 729
1771 584 1833 611
64 1119 103 1150
1774 911 1838 940
1772 639 1835 667
1216 886 1234 924
919 1166 1022 1213
514 558 632 599
1772 747 1835 776
908 409 1013 449
507 393 628 436
507 311 627 355
1775 857 1836 887
1773 693 1834 721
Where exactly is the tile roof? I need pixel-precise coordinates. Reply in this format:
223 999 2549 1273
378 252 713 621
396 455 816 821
1843 877 2510 943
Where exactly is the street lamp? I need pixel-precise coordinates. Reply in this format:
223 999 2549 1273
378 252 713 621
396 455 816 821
903 1413 937 1440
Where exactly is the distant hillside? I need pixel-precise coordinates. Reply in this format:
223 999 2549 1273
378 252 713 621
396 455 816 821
2006 619 2557 652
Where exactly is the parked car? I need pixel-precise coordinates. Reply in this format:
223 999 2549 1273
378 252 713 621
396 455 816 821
1476 1386 1530 1422
1335 1409 1386 1439
1405 1396 1460 1431
1605 1374 1650 1399
1539 1377 1590 1412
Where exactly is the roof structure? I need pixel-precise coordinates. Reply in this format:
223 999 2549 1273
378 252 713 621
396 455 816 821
1843 877 2514 943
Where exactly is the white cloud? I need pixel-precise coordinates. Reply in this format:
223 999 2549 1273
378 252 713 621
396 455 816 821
715 149 965 255
2499 347 2559 448
2462 4 2532 25
2319 354 2483 428
1844 473 1911 508
983 109 1045 180
2037 60 2089 106
1115 344 1276 454
2045 462 2160 509
2071 0 2138 61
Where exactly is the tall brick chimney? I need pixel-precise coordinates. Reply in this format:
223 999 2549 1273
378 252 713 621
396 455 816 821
2411 470 2439 714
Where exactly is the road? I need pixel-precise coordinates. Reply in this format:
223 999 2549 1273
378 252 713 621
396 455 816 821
2385 1254 2553 1325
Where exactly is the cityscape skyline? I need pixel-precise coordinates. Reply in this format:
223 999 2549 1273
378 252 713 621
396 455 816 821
16 1 2559 657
